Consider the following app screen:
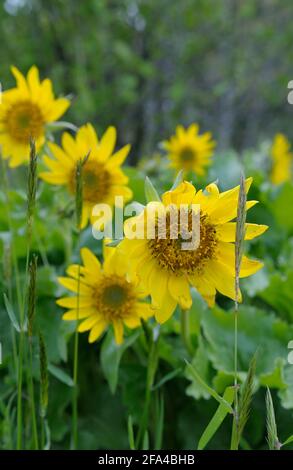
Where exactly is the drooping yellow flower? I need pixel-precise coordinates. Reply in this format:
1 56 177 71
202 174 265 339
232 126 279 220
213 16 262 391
57 245 153 344
0 66 70 167
270 133 292 184
119 179 268 323
39 123 132 228
164 124 216 175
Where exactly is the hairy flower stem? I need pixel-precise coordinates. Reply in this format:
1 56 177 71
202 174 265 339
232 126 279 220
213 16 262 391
180 308 193 356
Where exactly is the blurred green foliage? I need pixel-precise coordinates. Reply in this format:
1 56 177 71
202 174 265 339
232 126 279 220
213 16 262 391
1 0 293 162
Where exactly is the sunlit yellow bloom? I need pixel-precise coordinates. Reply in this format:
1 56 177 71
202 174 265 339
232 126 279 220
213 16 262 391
119 179 268 323
0 65 70 167
164 124 216 175
40 123 132 228
270 133 292 184
57 245 153 344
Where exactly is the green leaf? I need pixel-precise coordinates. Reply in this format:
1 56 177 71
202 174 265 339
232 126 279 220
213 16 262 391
185 360 233 414
127 415 136 450
186 336 212 400
282 435 293 447
48 364 74 387
144 176 161 203
101 330 140 394
152 367 182 391
198 386 234 450
3 294 20 332
154 393 164 450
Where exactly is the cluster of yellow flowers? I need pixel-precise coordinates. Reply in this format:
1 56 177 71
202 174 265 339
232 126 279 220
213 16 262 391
0 66 277 345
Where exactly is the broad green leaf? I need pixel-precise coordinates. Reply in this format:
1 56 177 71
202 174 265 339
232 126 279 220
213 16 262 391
144 176 161 203
101 330 140 394
198 386 234 450
186 336 211 400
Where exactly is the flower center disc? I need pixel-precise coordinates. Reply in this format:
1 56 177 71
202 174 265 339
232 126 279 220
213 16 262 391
69 161 111 203
93 276 135 321
5 100 44 142
180 147 196 167
148 211 217 275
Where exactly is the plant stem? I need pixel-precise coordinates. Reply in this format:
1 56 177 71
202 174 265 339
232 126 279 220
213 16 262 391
72 231 81 449
28 342 39 449
230 307 239 450
0 156 25 449
180 308 193 356
136 327 160 449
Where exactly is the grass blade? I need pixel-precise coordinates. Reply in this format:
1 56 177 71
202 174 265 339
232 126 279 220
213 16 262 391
198 386 234 450
185 360 233 414
3 293 20 332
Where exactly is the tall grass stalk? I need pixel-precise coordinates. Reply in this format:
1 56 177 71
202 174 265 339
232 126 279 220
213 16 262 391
0 154 25 449
231 172 247 450
27 255 39 449
39 333 49 449
21 140 39 450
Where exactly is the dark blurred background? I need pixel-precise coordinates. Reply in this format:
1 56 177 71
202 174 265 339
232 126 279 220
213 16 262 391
1 0 293 163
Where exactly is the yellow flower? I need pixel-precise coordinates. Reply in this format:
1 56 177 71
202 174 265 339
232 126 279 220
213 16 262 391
119 179 268 323
0 66 70 167
57 245 153 344
39 123 132 228
164 124 216 175
270 133 292 184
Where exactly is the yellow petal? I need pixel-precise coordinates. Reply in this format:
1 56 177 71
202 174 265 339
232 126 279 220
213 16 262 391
57 277 92 295
217 242 264 278
39 172 68 184
57 296 93 308
204 261 242 302
46 98 70 122
168 275 192 310
97 126 117 161
154 292 177 323
78 315 101 332
27 66 40 95
217 223 268 242
124 316 141 329
88 321 107 343
62 308 97 320
10 66 29 95
80 247 101 273
149 267 168 306
106 144 131 169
